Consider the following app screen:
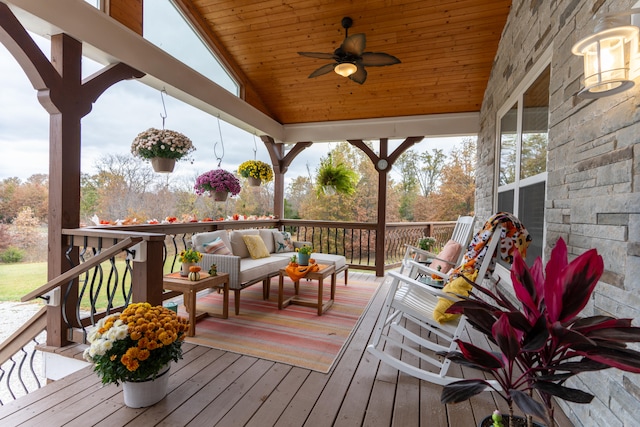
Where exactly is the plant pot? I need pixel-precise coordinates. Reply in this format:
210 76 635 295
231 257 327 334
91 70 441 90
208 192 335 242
247 176 261 186
150 157 176 173
122 363 171 408
479 414 545 427
211 191 228 201
323 185 336 195
298 253 310 266
181 262 195 277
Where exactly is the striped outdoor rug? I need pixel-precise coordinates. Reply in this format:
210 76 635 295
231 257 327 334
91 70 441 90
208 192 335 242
184 274 381 373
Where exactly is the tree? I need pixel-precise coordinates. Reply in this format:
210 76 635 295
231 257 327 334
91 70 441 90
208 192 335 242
416 148 446 197
421 138 476 220
394 150 420 221
285 176 313 219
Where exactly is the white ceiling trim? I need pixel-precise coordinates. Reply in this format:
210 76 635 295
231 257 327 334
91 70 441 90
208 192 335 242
282 112 479 143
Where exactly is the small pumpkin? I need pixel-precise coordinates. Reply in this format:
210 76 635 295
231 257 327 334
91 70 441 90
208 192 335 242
188 271 201 281
189 265 201 273
308 258 316 264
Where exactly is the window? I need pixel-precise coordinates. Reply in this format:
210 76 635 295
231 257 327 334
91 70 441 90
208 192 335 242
143 1 239 96
496 60 550 266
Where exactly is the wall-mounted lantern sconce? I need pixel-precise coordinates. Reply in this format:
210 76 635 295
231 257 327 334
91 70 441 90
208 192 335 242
572 3 640 98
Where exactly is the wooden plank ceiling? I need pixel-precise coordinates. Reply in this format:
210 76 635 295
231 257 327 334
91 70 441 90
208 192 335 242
179 0 512 125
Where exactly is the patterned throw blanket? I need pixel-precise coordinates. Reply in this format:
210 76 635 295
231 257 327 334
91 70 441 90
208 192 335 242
433 212 531 323
451 211 532 279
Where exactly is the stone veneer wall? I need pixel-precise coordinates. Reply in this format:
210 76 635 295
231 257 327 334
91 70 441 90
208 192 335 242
475 0 640 425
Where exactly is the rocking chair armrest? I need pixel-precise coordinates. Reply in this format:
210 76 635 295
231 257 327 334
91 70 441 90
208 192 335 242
388 270 456 300
404 244 439 259
405 260 451 281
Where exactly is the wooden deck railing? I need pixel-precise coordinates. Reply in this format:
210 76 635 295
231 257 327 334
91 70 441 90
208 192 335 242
0 219 456 405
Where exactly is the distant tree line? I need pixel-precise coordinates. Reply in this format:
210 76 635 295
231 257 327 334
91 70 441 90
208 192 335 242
0 138 476 227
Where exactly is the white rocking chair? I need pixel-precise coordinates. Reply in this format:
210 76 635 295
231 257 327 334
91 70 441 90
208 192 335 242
367 224 503 387
400 215 475 275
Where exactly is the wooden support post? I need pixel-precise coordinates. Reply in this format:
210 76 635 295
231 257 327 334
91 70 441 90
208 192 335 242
0 5 144 346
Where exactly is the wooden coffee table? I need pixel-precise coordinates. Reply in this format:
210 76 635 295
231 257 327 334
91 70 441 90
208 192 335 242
278 264 336 315
163 272 229 337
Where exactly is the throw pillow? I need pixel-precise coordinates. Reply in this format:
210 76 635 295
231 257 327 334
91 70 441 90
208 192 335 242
273 231 295 253
429 239 463 274
202 237 232 255
432 270 478 324
242 235 271 259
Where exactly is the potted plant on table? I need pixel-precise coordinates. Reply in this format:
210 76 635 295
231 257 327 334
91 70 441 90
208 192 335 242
237 160 273 186
418 236 436 252
131 128 195 173
178 248 203 276
194 169 242 201
83 302 189 408
439 238 640 427
295 245 313 266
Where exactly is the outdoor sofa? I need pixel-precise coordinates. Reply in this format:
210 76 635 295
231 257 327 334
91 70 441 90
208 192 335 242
192 228 348 315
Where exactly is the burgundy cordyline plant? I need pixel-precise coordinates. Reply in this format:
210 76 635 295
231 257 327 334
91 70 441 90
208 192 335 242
194 169 241 196
440 238 640 427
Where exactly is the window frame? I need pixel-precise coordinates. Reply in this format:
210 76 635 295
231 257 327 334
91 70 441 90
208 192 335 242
493 46 553 280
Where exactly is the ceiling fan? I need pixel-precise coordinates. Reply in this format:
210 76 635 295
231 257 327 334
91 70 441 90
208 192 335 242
298 17 401 84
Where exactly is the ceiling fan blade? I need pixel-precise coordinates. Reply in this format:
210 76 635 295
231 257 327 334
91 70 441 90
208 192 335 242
308 63 336 78
349 65 367 84
360 52 401 67
340 33 366 56
298 51 335 60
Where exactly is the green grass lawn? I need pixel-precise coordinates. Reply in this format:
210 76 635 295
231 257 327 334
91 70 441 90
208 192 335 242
0 260 176 309
0 262 47 301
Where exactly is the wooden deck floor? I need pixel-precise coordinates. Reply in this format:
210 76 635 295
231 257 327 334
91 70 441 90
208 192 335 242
0 272 573 426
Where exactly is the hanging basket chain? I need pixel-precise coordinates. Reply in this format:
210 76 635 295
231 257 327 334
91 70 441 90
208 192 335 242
252 135 258 160
214 116 225 168
160 88 168 130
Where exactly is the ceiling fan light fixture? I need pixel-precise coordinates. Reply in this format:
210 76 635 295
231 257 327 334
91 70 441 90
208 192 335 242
334 62 357 77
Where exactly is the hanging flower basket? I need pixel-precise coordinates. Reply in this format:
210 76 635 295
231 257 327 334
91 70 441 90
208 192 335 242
194 169 241 198
150 157 176 173
238 160 274 185
316 155 359 196
212 191 228 201
131 128 195 172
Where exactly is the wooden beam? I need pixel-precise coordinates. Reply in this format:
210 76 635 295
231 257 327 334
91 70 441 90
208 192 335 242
263 137 312 219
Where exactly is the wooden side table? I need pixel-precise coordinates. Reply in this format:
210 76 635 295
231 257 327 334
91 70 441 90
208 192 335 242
163 272 229 337
278 264 336 315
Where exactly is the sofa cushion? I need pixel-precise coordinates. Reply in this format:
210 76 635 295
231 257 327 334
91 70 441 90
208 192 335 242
229 229 259 258
192 230 231 253
310 253 346 269
273 230 295 253
202 237 232 255
243 235 271 259
259 229 276 253
239 256 289 284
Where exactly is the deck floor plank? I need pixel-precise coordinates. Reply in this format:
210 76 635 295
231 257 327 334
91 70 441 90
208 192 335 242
219 362 293 426
244 367 310 427
0 271 575 427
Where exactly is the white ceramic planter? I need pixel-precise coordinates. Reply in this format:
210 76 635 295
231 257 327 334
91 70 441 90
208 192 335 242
122 364 170 408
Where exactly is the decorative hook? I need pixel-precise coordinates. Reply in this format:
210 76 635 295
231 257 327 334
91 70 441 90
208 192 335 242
214 117 224 168
160 88 168 129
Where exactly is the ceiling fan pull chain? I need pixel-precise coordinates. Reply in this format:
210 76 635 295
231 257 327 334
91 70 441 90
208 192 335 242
214 116 225 168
